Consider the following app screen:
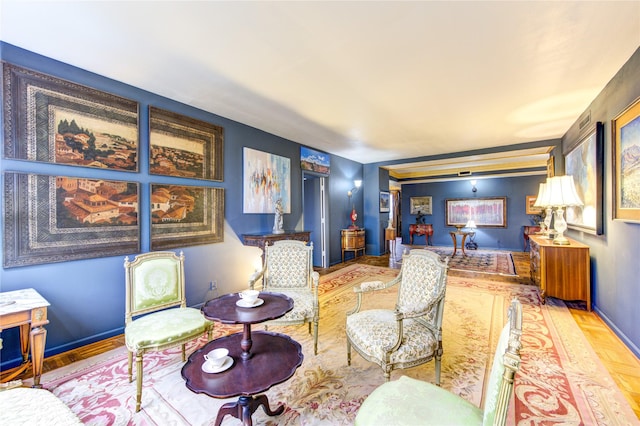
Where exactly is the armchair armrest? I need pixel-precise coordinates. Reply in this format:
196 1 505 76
248 267 266 290
347 275 402 316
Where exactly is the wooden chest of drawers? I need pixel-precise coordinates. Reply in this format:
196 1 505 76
529 235 591 310
341 229 365 262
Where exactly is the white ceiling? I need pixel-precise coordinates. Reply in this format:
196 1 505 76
1 1 639 179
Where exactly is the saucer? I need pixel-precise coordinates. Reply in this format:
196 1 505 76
236 298 264 308
201 356 233 373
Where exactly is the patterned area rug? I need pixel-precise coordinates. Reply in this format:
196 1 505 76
39 265 637 425
404 245 517 276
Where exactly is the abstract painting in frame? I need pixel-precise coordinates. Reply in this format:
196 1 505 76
149 106 224 181
150 184 224 250
410 196 432 215
2 63 139 171
243 147 291 214
565 122 604 234
446 197 507 228
380 191 390 213
613 98 640 222
3 172 139 268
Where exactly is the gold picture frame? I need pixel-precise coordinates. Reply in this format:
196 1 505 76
612 97 640 222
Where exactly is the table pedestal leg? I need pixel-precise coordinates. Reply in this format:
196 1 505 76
450 233 458 256
214 394 285 426
241 324 253 361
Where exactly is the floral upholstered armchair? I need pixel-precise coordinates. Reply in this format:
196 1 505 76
346 249 449 382
124 251 213 412
355 298 523 426
248 240 320 355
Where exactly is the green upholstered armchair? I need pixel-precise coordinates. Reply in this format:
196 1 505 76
346 249 449 382
355 298 523 426
248 240 320 355
124 251 213 412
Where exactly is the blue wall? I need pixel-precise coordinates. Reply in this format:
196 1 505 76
558 47 640 358
400 175 545 250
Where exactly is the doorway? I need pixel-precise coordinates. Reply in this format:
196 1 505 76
303 173 328 267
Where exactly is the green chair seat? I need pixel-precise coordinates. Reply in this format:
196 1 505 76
125 307 211 350
355 375 483 426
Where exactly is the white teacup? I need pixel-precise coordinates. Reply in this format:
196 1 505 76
204 348 229 368
239 289 259 305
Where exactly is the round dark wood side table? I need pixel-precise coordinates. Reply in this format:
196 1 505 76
181 292 303 426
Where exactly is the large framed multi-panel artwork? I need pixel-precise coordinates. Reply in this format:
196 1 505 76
2 63 139 171
612 98 640 223
150 184 224 250
3 172 140 268
564 122 604 234
149 106 224 181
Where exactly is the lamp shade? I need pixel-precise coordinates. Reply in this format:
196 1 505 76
546 175 583 207
533 182 551 208
465 220 476 229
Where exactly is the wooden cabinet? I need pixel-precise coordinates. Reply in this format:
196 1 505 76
341 229 365 262
409 223 433 245
243 231 311 259
529 235 591 310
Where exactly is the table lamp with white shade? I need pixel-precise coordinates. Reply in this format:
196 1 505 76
465 219 478 249
533 181 553 238
546 175 584 245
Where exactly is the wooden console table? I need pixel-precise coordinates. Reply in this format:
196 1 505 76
529 235 590 310
409 224 433 245
242 231 311 259
0 288 50 387
341 229 365 262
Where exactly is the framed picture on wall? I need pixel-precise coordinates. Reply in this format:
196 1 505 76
2 63 139 171
546 156 555 177
149 106 224 181
410 196 432 215
564 122 604 234
150 184 224 250
526 195 543 215
612 98 640 222
243 147 291 214
3 172 140 268
445 197 507 227
380 191 390 212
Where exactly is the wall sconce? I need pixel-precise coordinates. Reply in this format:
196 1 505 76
347 180 362 198
347 180 362 229
470 180 477 192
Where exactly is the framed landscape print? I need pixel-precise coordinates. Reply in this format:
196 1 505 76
613 98 640 222
150 184 224 250
301 146 330 175
446 197 507 227
2 63 139 171
410 196 432 215
149 106 224 181
243 147 291 214
3 172 139 268
380 191 390 212
565 122 604 234
526 195 543 215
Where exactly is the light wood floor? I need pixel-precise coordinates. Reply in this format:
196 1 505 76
4 251 639 418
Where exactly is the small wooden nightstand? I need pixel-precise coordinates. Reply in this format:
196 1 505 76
341 229 365 262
